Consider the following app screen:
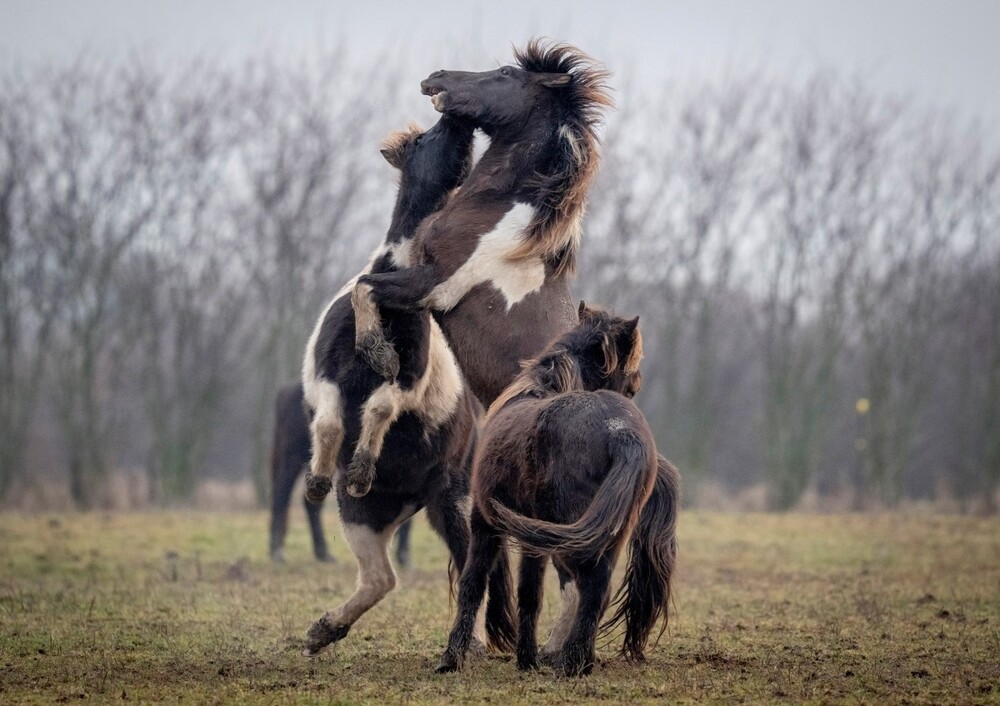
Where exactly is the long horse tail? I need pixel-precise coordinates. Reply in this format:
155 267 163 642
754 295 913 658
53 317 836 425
484 542 517 652
487 430 655 556
601 453 680 662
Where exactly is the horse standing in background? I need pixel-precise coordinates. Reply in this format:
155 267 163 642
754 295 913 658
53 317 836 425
437 304 677 677
267 382 412 566
299 117 515 657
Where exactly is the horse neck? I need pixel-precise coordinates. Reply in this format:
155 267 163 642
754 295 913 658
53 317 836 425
468 120 557 200
384 181 445 244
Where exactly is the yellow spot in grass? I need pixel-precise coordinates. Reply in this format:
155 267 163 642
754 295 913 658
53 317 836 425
856 398 870 415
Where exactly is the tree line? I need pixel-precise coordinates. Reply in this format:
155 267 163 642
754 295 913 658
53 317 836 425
1 51 997 510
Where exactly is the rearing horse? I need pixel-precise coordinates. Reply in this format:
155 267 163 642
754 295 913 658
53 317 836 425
353 40 612 406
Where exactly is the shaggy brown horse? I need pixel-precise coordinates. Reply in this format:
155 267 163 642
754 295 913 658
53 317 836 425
352 40 612 407
267 382 412 567
436 304 676 677
300 116 514 656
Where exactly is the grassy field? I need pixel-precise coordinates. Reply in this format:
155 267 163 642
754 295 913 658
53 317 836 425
1 509 997 704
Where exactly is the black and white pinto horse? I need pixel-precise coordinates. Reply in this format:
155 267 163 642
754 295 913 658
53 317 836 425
300 117 514 656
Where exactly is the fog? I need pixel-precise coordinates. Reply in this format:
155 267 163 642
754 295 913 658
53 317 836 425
1 2 998 512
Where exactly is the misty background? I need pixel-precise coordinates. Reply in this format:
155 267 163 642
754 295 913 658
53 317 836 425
1 1 997 511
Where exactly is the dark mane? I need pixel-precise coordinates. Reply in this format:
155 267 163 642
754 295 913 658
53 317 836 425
485 305 640 421
510 39 613 277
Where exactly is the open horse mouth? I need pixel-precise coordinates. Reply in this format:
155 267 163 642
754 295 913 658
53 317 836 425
420 81 448 112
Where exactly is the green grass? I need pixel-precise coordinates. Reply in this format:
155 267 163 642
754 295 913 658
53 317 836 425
1 509 998 704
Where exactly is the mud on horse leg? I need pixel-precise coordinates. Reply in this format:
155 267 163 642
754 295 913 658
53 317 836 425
303 517 406 656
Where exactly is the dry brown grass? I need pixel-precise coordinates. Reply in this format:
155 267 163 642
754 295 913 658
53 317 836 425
1 509 997 704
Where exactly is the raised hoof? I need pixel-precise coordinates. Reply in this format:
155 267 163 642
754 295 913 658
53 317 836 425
302 616 350 657
435 650 462 674
314 551 336 564
345 454 375 498
303 472 332 506
356 331 400 381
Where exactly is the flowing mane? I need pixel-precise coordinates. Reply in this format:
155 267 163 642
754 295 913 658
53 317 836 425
511 39 613 277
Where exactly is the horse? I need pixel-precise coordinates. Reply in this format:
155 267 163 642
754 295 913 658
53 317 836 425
267 382 412 567
300 116 515 656
352 40 613 407
436 303 677 677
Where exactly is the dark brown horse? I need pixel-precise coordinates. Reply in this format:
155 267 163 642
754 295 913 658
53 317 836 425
352 40 612 406
267 382 412 567
300 117 514 656
436 304 676 677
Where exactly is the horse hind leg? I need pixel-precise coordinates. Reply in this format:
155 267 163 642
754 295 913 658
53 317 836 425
346 383 402 498
558 554 615 677
303 515 408 656
303 380 344 506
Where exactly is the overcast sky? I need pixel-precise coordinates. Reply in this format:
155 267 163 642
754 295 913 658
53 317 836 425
3 0 998 132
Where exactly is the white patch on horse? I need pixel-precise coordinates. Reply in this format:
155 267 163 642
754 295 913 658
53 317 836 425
351 320 463 469
303 242 391 386
321 515 413 630
543 580 579 654
304 379 345 479
429 202 544 312
606 417 629 433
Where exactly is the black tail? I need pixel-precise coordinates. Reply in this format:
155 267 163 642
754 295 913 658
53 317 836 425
484 540 517 652
488 431 655 556
601 454 680 661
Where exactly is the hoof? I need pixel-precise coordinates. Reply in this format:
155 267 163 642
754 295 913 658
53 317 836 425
314 551 336 564
345 454 375 498
269 549 285 564
517 652 540 672
357 331 400 381
558 650 595 677
302 616 350 657
435 650 462 674
304 472 332 506
468 637 487 658
538 649 558 667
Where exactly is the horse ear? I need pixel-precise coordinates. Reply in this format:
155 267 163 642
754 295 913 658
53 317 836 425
537 73 572 88
380 147 402 169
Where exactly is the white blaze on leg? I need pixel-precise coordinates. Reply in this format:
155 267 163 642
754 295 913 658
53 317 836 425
304 379 344 479
543 580 579 654
354 383 403 463
322 522 397 629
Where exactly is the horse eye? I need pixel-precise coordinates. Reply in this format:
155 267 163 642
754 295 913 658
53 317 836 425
500 67 511 77
414 135 423 146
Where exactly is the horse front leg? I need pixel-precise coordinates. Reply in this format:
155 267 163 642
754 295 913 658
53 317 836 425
303 380 344 506
345 383 402 498
352 265 439 380
303 515 408 656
